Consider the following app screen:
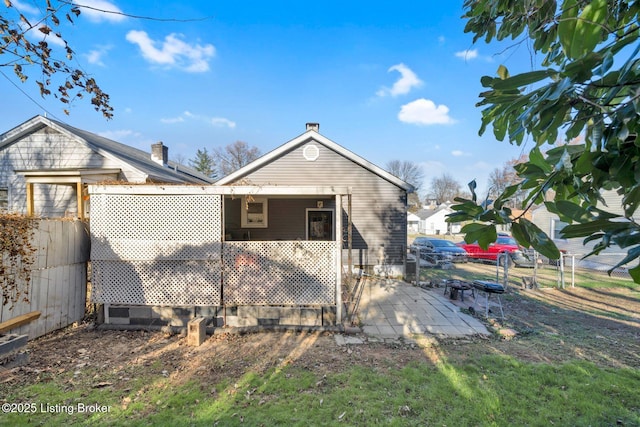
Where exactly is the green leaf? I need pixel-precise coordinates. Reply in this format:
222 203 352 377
497 64 509 80
558 0 578 58
520 218 561 259
570 0 607 59
461 223 497 249
491 70 556 90
629 264 640 283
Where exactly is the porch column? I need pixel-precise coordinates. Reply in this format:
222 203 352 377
76 182 85 220
335 194 342 324
26 182 34 216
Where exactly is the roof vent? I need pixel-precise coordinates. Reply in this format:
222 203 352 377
306 123 319 132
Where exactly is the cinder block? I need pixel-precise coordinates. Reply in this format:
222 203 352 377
226 316 258 327
279 307 301 326
108 317 130 325
195 306 221 317
152 306 173 319
300 308 321 326
187 318 207 347
129 306 152 319
322 306 337 326
109 307 129 318
169 317 191 327
258 307 281 319
237 306 260 318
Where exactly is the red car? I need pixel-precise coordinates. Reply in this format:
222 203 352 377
457 234 534 267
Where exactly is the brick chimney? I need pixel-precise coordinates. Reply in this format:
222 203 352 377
306 123 319 132
151 141 168 166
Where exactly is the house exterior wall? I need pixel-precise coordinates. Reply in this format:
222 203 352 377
531 191 639 268
0 126 146 216
224 197 336 240
226 141 408 273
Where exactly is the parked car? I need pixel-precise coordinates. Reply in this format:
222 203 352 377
410 237 468 266
457 234 534 267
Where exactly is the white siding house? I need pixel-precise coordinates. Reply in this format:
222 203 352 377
0 116 213 218
531 191 640 269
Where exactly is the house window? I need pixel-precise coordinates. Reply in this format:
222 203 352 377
241 196 268 228
0 187 8 212
552 219 568 240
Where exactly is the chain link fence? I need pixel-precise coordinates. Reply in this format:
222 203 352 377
410 248 635 289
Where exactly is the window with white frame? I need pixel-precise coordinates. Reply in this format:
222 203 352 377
552 218 568 240
0 187 8 212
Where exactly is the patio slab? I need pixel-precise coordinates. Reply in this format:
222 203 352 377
353 278 490 340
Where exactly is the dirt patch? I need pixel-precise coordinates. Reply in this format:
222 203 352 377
2 285 639 397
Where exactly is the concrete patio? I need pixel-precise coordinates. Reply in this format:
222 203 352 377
353 278 490 340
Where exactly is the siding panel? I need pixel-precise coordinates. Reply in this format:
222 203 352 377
231 142 407 268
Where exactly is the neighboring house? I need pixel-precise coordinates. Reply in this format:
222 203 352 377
407 212 420 234
531 191 639 269
415 206 461 235
0 115 213 218
216 123 413 276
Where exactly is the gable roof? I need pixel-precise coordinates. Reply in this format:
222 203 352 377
0 115 214 184
416 206 452 220
215 127 414 191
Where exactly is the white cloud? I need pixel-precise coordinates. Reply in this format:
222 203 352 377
437 36 446 45
451 150 471 157
126 31 215 73
85 45 111 66
210 118 236 128
376 63 422 97
455 49 478 60
398 98 456 125
73 0 126 23
160 116 185 124
161 111 236 128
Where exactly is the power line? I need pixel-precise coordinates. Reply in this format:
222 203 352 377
0 68 63 121
62 1 215 22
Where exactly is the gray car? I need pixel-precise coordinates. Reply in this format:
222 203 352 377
410 237 468 265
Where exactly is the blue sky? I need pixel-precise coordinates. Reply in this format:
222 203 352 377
1 0 538 197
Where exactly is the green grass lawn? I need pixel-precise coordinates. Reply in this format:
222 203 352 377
3 354 639 426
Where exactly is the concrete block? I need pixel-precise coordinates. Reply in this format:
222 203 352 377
300 308 321 326
152 306 173 319
258 306 281 319
195 306 221 317
237 306 260 318
108 317 130 325
322 306 336 326
279 307 301 326
129 306 152 319
109 307 129 318
225 316 258 327
187 318 207 347
169 317 191 327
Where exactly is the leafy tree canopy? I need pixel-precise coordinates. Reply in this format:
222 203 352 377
450 0 640 280
1 0 113 118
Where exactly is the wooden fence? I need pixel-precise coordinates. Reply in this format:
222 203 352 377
0 219 90 340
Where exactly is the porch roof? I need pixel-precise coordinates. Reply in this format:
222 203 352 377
16 168 121 184
88 184 352 196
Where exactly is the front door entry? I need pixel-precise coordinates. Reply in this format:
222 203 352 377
306 209 334 240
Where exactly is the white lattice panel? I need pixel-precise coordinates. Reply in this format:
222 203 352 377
91 260 221 305
90 194 221 245
92 240 221 261
222 241 337 305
